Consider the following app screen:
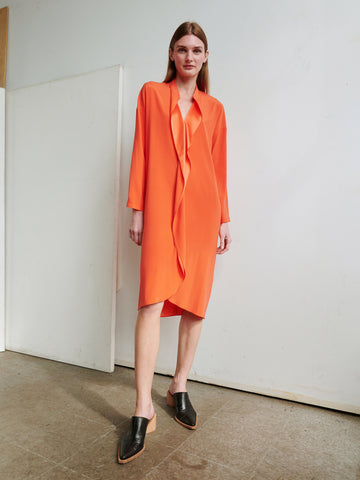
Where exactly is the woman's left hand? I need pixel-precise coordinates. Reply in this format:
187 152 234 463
216 222 232 254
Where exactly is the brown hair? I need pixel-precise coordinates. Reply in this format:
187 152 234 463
164 22 209 93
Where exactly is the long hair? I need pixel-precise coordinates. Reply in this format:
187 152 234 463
164 22 209 93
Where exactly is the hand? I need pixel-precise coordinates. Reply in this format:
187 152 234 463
216 222 231 254
129 209 144 246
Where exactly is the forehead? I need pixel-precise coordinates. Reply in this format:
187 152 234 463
174 34 205 49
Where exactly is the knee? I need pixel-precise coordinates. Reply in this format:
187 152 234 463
139 301 164 318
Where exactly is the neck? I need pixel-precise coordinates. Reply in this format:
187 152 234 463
175 76 197 97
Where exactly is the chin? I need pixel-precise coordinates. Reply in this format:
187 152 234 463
181 69 198 78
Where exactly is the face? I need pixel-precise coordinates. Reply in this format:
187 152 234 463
169 34 209 80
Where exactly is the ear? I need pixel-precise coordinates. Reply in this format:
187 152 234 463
169 47 174 61
203 50 209 63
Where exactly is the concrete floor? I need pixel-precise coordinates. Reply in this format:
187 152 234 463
0 351 359 480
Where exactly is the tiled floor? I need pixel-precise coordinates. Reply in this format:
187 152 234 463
0 351 359 480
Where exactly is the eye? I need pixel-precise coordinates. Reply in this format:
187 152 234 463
178 47 186 52
194 49 202 54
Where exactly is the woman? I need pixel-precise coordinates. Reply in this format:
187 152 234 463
118 21 231 464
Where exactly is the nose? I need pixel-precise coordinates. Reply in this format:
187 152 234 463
185 51 193 62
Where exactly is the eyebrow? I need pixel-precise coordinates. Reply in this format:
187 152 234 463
176 44 204 49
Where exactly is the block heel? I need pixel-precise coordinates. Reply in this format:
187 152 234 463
146 412 156 433
167 389 175 407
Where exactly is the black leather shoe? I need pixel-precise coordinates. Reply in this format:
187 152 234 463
167 390 197 429
118 414 156 464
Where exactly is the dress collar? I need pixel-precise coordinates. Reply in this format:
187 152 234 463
169 78 202 113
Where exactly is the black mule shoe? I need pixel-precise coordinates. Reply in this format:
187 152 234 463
118 413 156 464
167 390 197 430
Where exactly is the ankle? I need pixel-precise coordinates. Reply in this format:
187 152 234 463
134 399 154 419
169 377 187 394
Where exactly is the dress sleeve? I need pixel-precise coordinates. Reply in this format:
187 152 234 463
126 85 147 211
212 104 230 223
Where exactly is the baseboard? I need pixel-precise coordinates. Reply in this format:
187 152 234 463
115 358 360 416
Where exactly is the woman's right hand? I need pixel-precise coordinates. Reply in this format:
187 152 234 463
129 209 144 246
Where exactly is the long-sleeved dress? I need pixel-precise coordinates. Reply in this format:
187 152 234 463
127 78 230 318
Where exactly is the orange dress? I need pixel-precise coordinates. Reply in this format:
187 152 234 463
127 79 230 318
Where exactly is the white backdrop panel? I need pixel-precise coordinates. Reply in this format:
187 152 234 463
114 2 360 414
5 66 122 371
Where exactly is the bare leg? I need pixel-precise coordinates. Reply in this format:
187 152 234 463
134 301 164 418
169 310 203 394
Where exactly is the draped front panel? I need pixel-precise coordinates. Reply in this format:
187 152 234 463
170 81 202 277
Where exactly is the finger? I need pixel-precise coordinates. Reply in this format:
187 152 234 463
134 231 140 245
137 229 144 245
226 236 232 251
129 228 137 244
217 235 231 254
223 236 231 252
219 234 225 249
216 244 225 255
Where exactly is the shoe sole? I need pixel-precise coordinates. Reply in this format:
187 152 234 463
118 445 145 464
174 415 198 430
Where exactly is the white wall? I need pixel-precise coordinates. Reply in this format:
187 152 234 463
5 67 122 371
1 0 359 413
